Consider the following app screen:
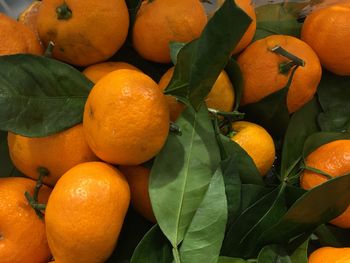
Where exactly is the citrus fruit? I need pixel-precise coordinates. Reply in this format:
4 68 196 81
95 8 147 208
45 162 130 263
83 69 169 165
230 121 275 176
83 62 140 83
37 0 129 66
301 139 350 228
158 67 235 121
237 34 322 113
132 0 207 63
0 177 52 263
18 1 41 34
301 1 350 76
0 13 42 56
216 0 257 54
8 124 98 186
119 165 156 223
309 247 350 262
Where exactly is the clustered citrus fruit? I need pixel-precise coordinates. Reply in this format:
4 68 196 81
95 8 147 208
1 0 350 261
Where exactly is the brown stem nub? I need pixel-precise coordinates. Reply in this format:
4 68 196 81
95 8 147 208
56 2 72 20
270 45 305 74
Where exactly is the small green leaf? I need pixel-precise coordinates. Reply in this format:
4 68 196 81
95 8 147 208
222 185 287 258
165 0 252 109
218 134 263 185
257 245 291 263
130 225 173 263
0 131 23 178
169 42 186 65
257 174 350 247
218 257 250 263
302 132 350 159
315 224 350 247
280 98 321 180
149 105 221 247
179 167 227 263
289 238 309 263
317 71 350 132
254 2 306 41
0 55 93 137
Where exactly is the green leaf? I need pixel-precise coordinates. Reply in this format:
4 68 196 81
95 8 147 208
240 66 299 138
289 238 309 263
169 42 186 65
218 134 263 185
257 174 350 248
257 245 291 263
222 185 287 258
315 224 350 247
302 132 350 159
225 58 244 111
0 131 23 178
130 225 173 263
107 209 153 263
317 71 350 132
254 2 306 41
280 98 320 180
221 157 242 228
218 257 250 263
0 55 93 137
165 0 252 109
149 105 221 247
179 167 227 263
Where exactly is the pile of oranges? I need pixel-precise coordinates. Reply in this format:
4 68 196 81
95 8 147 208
1 0 350 262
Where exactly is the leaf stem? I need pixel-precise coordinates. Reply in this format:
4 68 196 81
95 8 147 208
44 41 55 58
270 45 305 67
172 247 181 263
170 122 182 135
301 164 333 180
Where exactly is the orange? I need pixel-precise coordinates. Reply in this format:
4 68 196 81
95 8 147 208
83 62 140 83
8 124 98 186
45 162 130 263
119 165 156 223
83 69 169 165
0 177 52 263
37 0 129 66
132 0 207 63
0 13 43 56
230 121 275 176
301 1 350 76
309 247 350 263
237 35 322 113
158 67 235 121
301 140 350 228
18 1 41 34
217 0 257 54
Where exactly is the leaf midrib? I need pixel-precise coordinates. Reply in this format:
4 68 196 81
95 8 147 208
174 112 198 247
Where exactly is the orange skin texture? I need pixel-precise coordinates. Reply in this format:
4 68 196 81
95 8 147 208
237 35 322 113
0 13 43 56
309 247 350 263
0 177 52 263
83 62 141 84
301 140 350 228
45 162 130 263
230 121 275 176
83 69 170 165
132 0 207 63
8 124 98 187
119 165 156 223
37 0 129 66
18 1 41 35
158 67 235 121
232 0 257 54
301 1 350 76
